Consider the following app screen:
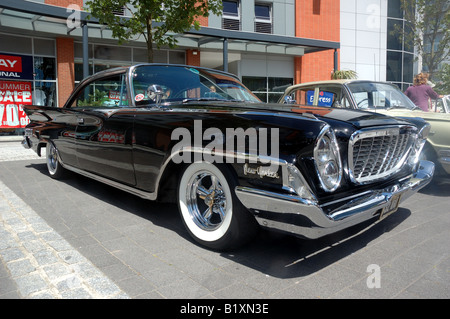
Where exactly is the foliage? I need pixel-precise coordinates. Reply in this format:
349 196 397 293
331 70 358 80
84 0 223 62
79 89 110 107
434 63 450 94
397 0 450 80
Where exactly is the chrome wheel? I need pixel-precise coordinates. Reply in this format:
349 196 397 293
178 162 259 250
45 142 66 179
46 143 58 175
187 171 228 231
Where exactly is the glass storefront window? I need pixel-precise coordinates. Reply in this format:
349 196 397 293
0 34 32 54
402 53 414 84
34 57 56 81
388 0 403 19
387 51 402 82
75 62 93 82
243 77 266 92
94 45 131 61
243 76 292 103
74 43 186 84
74 43 94 59
153 50 169 63
94 63 130 74
387 19 403 50
34 39 55 56
33 82 56 107
0 34 56 135
386 1 415 87
133 48 148 63
404 21 415 52
169 51 186 64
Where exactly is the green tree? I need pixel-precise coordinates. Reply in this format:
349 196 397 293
434 63 450 94
398 0 449 80
84 0 223 62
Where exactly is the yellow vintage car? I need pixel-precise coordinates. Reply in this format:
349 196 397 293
280 80 450 177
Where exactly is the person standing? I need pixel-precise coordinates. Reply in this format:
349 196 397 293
405 73 443 112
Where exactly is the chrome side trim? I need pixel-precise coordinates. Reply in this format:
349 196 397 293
56 145 307 203
438 149 450 164
58 158 157 201
154 146 314 200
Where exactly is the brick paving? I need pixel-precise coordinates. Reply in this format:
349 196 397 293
1 136 449 299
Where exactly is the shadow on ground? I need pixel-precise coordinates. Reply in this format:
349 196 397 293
22 162 424 279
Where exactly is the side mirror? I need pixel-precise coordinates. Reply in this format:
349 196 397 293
284 96 296 104
147 84 164 106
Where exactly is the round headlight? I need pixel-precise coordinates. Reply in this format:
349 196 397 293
314 126 342 192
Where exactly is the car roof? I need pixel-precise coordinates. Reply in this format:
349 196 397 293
285 79 398 92
77 63 241 85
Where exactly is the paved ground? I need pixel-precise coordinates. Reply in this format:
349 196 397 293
1 136 449 300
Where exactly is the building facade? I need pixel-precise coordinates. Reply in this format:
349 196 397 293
340 0 415 90
2 0 419 135
1 0 341 134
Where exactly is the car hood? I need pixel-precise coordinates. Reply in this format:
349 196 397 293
175 102 414 130
375 108 450 121
280 104 414 128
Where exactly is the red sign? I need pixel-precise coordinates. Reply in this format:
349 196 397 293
0 81 32 128
0 55 23 73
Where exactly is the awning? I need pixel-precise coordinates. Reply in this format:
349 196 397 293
0 0 340 72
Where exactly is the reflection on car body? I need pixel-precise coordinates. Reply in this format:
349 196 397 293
280 80 450 178
22 65 434 250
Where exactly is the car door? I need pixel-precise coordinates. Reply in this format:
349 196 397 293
69 72 136 186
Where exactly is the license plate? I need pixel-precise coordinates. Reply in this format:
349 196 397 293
380 193 402 220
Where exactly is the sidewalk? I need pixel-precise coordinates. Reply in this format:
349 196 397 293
0 136 22 141
1 135 449 300
0 137 129 298
0 136 41 162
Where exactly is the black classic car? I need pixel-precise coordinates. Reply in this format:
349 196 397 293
22 64 434 250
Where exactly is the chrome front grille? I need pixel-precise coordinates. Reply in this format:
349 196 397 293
348 126 414 184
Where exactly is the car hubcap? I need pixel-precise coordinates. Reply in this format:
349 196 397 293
186 171 227 231
48 144 58 172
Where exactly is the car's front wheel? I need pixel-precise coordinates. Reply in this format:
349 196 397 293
178 162 258 250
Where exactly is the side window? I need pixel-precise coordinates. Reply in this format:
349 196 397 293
71 74 128 108
284 87 316 105
316 86 349 108
353 92 369 108
341 94 352 108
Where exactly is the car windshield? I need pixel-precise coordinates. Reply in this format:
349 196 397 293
131 65 261 105
347 82 417 110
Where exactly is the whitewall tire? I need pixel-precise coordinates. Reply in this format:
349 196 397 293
46 142 66 179
178 162 258 250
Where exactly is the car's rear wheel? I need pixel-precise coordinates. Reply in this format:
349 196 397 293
46 142 66 179
178 162 258 250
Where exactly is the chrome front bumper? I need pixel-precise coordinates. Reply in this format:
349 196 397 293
235 160 434 240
